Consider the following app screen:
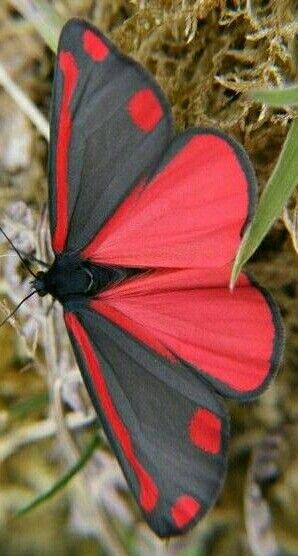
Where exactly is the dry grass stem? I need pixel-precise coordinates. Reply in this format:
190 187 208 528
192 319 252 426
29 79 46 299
0 62 49 140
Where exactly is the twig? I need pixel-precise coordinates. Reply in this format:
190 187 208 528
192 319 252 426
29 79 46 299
8 0 64 53
244 432 284 556
0 411 96 462
0 62 49 140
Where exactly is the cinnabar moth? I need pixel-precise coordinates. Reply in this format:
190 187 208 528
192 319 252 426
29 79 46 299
17 18 284 537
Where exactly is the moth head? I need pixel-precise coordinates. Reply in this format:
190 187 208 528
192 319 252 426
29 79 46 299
32 271 47 297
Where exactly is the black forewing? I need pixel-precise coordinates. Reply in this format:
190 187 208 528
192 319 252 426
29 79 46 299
49 18 173 253
64 303 229 538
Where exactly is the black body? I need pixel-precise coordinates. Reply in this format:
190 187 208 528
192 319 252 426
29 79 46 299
33 255 135 301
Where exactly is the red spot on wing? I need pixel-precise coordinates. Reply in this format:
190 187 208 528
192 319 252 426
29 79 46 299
171 495 201 528
188 408 222 454
83 30 109 61
52 51 79 253
127 88 163 132
65 312 159 512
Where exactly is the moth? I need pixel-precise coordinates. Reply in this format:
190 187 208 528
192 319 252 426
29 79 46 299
23 18 283 537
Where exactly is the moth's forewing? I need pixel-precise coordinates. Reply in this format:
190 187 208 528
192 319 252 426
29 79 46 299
49 18 173 253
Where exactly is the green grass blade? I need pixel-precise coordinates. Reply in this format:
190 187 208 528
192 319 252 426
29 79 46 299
231 118 298 287
252 85 298 106
16 433 101 517
10 392 48 419
9 0 64 53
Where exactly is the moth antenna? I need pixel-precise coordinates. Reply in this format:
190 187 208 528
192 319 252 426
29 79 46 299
0 290 37 328
0 225 37 278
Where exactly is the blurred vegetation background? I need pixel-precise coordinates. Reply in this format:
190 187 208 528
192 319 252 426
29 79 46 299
0 1 297 555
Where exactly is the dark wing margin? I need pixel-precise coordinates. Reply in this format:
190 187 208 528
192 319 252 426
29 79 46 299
48 18 173 254
64 306 229 538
